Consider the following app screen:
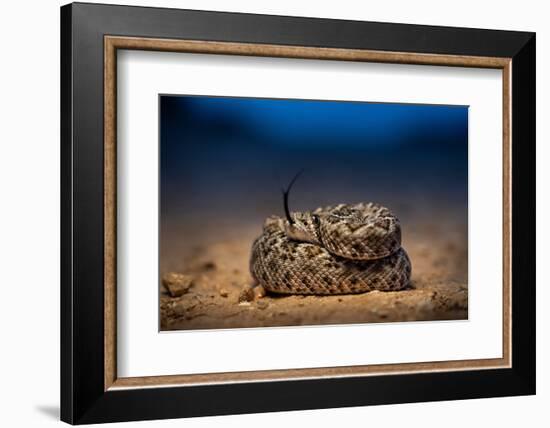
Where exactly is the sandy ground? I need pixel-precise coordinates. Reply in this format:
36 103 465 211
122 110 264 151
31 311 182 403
160 210 468 331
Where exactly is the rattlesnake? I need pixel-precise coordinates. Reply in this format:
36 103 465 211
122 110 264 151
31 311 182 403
249 177 411 295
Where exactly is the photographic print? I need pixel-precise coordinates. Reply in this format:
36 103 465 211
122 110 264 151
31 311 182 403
160 95 468 331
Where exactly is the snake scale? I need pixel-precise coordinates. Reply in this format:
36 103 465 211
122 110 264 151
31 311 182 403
249 177 411 295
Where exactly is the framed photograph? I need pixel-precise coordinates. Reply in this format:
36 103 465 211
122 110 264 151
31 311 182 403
61 2 535 424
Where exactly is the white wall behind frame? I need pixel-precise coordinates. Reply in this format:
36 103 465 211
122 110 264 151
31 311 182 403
0 1 546 428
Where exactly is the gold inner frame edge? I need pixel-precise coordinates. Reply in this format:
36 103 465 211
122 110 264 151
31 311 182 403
104 36 512 391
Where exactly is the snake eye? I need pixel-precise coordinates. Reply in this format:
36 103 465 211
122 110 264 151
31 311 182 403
312 214 320 226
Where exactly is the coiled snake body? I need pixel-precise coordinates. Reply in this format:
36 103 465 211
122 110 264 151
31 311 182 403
250 202 411 295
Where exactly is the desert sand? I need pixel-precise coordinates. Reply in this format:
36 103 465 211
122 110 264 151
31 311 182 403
160 205 467 331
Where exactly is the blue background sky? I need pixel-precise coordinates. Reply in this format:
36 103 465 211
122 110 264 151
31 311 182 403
161 95 467 149
160 95 468 238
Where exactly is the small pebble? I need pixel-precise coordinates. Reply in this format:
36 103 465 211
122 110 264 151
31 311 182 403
162 273 193 297
219 288 229 298
253 286 266 299
238 286 255 303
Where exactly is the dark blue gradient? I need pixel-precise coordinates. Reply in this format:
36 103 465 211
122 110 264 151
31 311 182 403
161 96 467 149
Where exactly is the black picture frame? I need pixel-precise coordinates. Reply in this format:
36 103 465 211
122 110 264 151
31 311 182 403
61 2 535 424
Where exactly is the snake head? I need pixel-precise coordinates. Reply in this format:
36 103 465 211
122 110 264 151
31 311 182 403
283 212 322 245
